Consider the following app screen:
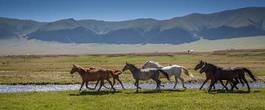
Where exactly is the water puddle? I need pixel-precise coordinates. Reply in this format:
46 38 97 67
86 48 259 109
0 82 264 93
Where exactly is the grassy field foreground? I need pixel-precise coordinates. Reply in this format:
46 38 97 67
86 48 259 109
0 88 265 110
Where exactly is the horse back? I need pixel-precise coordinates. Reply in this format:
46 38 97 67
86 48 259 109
215 68 236 80
83 69 112 81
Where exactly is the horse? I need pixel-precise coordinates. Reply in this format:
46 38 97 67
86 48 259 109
111 69 125 89
223 67 256 91
199 62 256 92
195 60 218 90
70 64 115 92
198 62 237 92
122 62 170 93
88 68 125 90
142 61 194 89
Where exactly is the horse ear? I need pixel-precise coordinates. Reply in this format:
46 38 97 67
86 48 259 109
73 64 76 67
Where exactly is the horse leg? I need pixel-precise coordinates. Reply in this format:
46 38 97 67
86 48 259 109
93 80 100 90
97 80 104 92
208 80 217 93
117 77 125 90
137 80 141 89
113 77 116 86
219 80 228 91
173 76 178 89
85 81 95 90
103 83 111 89
242 77 250 92
135 80 139 93
232 78 239 89
230 80 238 92
223 80 229 89
239 78 245 87
79 81 85 92
179 77 186 89
154 79 161 89
106 79 116 92
200 79 208 90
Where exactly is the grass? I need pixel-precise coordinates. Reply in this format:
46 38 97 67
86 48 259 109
0 88 265 110
0 49 265 84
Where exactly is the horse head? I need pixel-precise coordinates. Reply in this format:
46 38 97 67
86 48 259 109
70 64 79 74
122 62 130 72
199 64 208 73
194 60 205 71
70 64 86 75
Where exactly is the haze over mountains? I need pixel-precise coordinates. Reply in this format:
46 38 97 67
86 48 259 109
1 7 265 44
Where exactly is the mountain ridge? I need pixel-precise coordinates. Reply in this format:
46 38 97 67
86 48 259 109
1 7 265 44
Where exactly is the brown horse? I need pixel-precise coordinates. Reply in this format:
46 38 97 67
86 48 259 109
70 64 115 92
110 69 125 89
194 60 217 89
199 62 256 92
199 63 237 92
91 68 125 90
195 60 242 90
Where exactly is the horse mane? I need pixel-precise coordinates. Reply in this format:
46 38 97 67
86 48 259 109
145 61 163 68
73 64 88 73
127 63 140 71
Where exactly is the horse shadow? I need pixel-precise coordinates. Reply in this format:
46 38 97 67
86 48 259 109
69 90 122 96
126 88 187 94
208 89 261 94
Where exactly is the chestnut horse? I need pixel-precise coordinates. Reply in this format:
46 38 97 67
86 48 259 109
90 68 125 90
70 64 115 92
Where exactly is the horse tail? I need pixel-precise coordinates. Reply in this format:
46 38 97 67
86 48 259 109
158 70 170 81
182 67 194 78
242 68 256 81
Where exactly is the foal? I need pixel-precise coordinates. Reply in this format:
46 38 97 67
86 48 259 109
91 69 125 90
70 64 115 92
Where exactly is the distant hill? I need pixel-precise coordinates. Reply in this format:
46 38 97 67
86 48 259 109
0 7 265 44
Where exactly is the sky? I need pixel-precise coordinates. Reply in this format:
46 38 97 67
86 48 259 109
0 0 265 22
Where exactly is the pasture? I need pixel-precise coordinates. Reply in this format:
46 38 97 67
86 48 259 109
1 88 265 110
1 49 265 110
0 49 265 84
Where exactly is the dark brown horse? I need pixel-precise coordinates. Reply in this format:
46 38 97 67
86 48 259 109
199 63 237 92
70 64 115 92
194 60 217 89
194 60 239 90
199 62 256 92
223 67 256 91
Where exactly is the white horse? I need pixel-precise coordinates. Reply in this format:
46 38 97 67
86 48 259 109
142 61 194 89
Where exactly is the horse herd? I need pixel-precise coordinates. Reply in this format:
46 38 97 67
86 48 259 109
70 60 256 93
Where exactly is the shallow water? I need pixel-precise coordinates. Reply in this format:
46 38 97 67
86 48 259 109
0 82 265 93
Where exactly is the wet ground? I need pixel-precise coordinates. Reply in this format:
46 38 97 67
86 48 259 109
1 82 265 93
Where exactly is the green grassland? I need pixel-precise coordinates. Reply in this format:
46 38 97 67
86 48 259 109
0 49 265 84
1 88 265 110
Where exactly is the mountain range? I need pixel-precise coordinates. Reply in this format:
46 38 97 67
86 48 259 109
0 7 265 44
